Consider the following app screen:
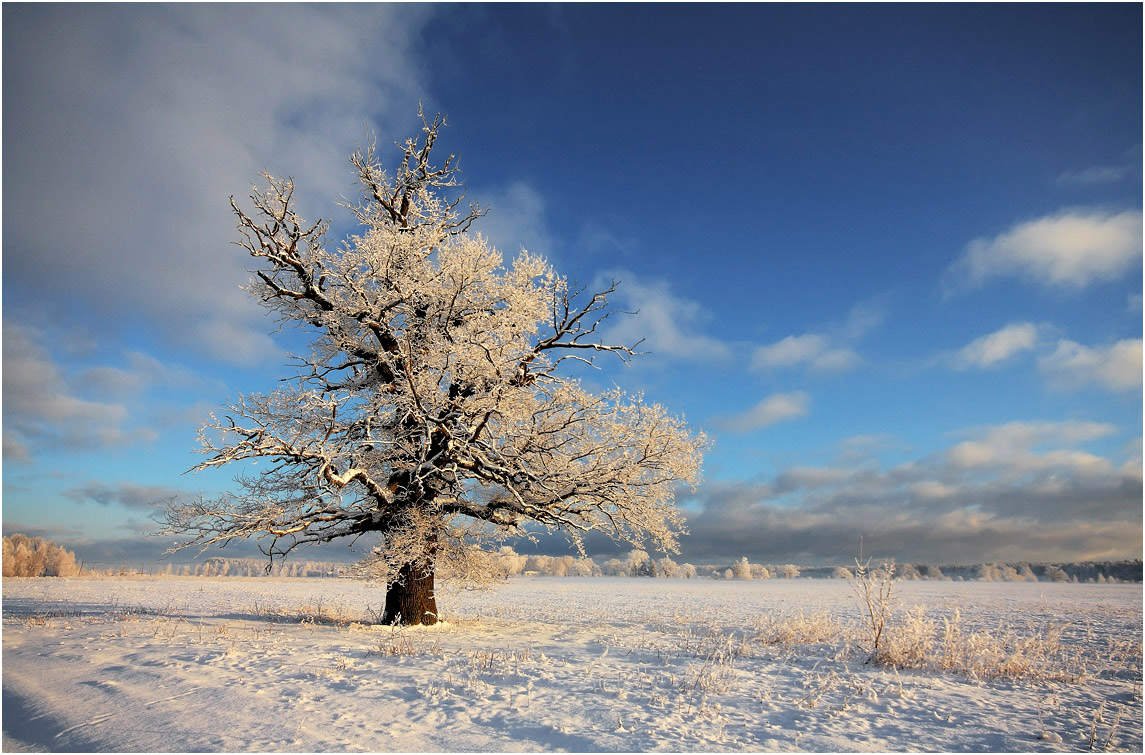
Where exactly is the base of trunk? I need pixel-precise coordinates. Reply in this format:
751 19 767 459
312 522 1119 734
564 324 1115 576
383 562 438 625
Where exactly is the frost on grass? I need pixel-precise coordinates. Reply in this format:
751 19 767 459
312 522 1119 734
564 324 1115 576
3 577 1140 753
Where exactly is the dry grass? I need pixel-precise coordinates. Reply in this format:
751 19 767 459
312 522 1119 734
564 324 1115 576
847 569 1105 683
754 609 846 649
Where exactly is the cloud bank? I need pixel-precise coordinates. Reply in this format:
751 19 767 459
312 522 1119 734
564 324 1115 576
679 420 1141 565
4 5 433 366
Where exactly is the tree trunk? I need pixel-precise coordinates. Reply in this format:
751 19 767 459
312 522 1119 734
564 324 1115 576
383 561 438 625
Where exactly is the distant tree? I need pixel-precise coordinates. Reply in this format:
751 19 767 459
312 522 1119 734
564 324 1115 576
920 565 946 581
495 547 527 576
732 556 753 580
778 564 800 579
625 549 656 577
552 556 574 577
680 563 697 579
159 112 707 624
2 534 81 577
751 563 772 579
601 558 627 577
654 555 679 578
526 555 555 575
833 566 853 580
569 557 597 577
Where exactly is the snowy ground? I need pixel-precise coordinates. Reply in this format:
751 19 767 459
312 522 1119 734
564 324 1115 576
2 576 1141 752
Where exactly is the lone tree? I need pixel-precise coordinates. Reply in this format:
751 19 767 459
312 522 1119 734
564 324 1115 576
161 112 707 624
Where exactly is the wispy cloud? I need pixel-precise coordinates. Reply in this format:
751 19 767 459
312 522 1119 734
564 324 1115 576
951 322 1041 369
598 271 733 363
715 392 810 433
1056 164 1133 187
472 181 556 263
1038 338 1143 392
63 482 188 510
1 319 222 461
750 300 884 373
751 334 859 372
945 208 1142 292
2 322 158 455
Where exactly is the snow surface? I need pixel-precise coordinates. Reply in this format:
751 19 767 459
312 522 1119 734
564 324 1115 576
2 576 1140 752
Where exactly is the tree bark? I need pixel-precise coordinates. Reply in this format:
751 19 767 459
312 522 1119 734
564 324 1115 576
383 561 438 625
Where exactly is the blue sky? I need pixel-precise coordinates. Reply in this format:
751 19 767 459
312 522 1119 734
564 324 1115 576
4 4 1141 568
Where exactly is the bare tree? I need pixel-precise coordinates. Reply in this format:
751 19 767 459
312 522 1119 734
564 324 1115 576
160 111 707 624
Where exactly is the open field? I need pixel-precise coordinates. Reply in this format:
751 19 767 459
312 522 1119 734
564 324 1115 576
3 576 1141 752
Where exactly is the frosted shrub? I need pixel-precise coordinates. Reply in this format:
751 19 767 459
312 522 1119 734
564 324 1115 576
879 606 936 668
833 566 853 580
851 558 897 663
732 556 753 580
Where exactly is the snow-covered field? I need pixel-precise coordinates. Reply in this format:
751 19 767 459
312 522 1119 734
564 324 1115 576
3 576 1141 752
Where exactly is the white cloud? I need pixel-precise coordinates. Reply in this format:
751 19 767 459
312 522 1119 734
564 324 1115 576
953 322 1040 369
1038 338 1143 392
947 209 1142 291
750 300 881 373
717 392 809 433
946 420 1117 476
751 334 859 372
598 272 733 363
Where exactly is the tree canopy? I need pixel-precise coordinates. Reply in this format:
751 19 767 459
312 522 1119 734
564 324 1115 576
161 111 707 623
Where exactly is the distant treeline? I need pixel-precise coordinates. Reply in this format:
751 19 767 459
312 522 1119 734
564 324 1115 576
5 535 1139 583
101 552 1145 584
